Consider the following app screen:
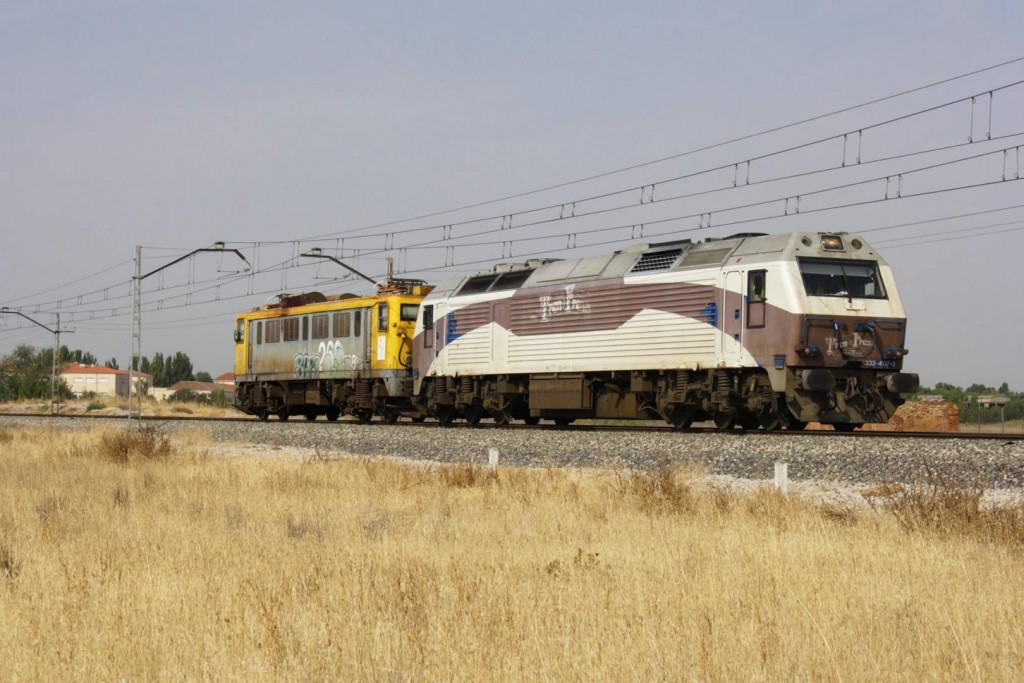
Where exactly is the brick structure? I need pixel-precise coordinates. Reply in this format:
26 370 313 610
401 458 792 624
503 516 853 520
886 397 959 433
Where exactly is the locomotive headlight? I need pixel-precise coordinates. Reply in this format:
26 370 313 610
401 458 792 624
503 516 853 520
820 235 844 251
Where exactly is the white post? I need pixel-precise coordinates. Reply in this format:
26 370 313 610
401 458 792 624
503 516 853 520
774 462 789 495
488 448 499 468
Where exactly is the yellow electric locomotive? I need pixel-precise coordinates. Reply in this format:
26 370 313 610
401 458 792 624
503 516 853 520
233 279 431 422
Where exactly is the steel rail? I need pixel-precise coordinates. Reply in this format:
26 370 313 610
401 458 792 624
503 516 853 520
2 412 1020 441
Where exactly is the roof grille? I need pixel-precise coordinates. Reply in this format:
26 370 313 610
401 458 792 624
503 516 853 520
629 249 683 274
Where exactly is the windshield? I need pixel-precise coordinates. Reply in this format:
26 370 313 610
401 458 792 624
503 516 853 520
400 303 419 322
799 258 887 299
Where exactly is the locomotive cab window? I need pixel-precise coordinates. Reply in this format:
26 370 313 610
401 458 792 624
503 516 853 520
799 258 887 299
746 270 767 328
457 274 498 295
400 304 419 322
378 303 389 332
423 305 434 348
234 319 244 343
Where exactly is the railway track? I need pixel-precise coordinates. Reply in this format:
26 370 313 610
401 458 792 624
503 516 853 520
3 411 1021 441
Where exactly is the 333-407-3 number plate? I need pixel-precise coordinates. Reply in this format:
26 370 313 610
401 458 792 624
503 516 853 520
862 359 897 369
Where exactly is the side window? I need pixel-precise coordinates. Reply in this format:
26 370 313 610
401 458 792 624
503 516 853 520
423 305 434 348
234 318 244 344
748 271 766 301
302 316 309 341
333 312 350 338
747 270 767 329
354 310 362 338
283 318 299 342
257 321 263 345
378 303 389 332
312 314 329 340
266 319 280 343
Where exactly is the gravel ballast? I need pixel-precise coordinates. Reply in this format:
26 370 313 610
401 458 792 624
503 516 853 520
3 415 1023 489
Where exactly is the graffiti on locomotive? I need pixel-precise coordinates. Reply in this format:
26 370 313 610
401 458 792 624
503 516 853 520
293 340 362 377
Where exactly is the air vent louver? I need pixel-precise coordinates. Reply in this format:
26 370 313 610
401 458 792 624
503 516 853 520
628 249 683 274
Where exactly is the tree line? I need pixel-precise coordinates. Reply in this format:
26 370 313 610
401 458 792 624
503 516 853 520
0 344 212 401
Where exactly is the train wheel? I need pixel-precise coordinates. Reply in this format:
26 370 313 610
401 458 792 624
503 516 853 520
737 413 760 431
304 409 318 422
355 409 373 425
757 408 782 431
256 409 269 422
325 407 341 422
553 417 574 427
833 423 860 433
463 406 482 426
713 412 735 430
523 416 540 425
668 406 693 429
411 416 426 423
277 409 289 422
382 409 399 424
437 406 455 427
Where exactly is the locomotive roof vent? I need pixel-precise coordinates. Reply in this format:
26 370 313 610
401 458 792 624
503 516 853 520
494 259 552 273
628 248 684 274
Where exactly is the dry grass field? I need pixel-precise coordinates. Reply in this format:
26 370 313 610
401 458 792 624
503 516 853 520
0 396 239 419
2 425 1023 680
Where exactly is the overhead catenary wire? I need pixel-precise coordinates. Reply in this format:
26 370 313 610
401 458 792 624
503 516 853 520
7 57 1024 319
4 59 1024 343
293 55 1024 241
251 76 1024 248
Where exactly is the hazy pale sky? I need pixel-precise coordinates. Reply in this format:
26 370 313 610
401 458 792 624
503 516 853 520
2 1 1023 390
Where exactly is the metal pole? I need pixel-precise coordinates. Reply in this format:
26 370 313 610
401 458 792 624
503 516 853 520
0 307 59 411
126 243 249 429
50 313 59 415
128 245 142 427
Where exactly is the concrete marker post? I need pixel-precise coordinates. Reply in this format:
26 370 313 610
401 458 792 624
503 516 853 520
774 462 789 495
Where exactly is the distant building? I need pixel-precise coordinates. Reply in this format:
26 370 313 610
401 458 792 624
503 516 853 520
167 380 235 400
61 364 153 398
214 372 235 387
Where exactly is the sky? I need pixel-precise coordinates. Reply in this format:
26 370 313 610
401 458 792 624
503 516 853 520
2 0 1023 390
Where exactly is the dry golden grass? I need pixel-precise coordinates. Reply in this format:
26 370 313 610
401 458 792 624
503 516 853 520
2 425 1024 680
0 396 239 418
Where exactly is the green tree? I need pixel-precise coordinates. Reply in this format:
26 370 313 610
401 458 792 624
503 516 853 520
105 357 119 370
195 371 213 383
166 352 194 386
0 344 70 401
150 352 166 387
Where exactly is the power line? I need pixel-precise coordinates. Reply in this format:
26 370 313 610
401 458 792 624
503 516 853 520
880 223 1024 249
293 55 1024 240
243 76 1024 250
278 142 1024 263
